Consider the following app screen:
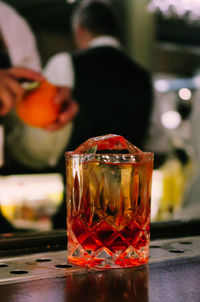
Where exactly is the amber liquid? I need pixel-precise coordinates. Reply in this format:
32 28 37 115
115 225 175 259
67 159 153 268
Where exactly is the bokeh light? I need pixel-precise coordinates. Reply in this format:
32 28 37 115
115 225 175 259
161 111 182 129
178 88 192 100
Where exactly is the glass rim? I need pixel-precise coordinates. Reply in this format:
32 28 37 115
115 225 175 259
65 151 153 155
65 151 154 162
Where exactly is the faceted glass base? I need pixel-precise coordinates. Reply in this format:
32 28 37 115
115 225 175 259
67 222 150 269
68 253 149 269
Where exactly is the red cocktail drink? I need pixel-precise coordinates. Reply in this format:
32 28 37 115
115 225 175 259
65 135 153 268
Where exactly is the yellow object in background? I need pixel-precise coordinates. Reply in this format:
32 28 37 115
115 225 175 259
156 157 193 221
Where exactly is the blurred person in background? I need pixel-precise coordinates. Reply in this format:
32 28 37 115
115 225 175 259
48 0 153 228
45 0 153 151
0 1 78 174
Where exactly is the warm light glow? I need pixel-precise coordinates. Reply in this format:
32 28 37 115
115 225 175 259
161 111 182 129
0 174 64 230
148 0 200 21
178 88 192 100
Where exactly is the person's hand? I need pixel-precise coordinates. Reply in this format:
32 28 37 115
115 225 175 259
45 86 79 131
0 67 44 116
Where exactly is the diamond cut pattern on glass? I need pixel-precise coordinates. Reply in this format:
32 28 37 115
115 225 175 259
81 234 103 252
68 217 149 268
92 221 115 245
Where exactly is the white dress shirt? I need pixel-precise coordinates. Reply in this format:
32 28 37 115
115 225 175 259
44 36 120 88
0 1 71 169
0 1 41 71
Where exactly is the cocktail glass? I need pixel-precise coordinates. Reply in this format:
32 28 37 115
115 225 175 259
65 135 153 269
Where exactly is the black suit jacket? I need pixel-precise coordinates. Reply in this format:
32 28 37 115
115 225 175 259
68 46 153 150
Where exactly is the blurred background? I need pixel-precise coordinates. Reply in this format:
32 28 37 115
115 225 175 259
1 0 200 231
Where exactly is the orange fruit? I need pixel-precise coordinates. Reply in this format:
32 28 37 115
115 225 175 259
16 80 60 128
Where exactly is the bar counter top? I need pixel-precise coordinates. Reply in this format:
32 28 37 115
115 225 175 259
0 221 200 302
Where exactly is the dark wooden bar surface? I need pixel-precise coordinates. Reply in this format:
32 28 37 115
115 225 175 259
0 256 200 302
